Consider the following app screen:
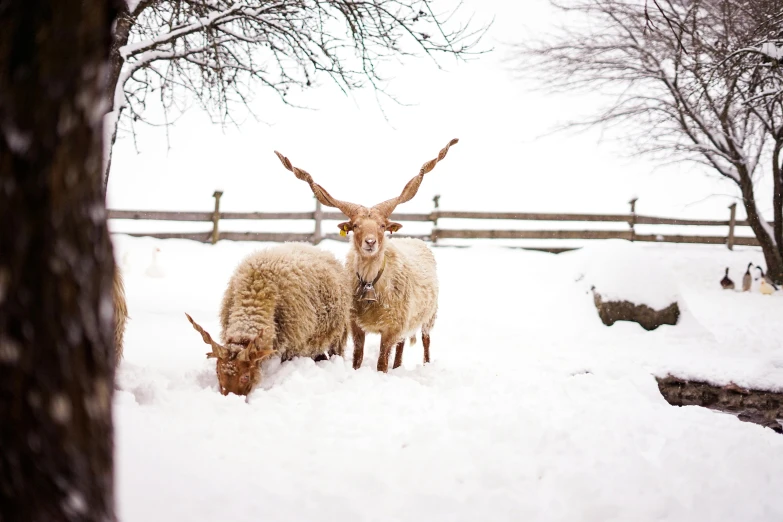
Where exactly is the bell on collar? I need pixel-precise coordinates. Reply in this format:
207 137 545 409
360 282 378 302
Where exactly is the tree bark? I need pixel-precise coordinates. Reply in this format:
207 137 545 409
773 141 783 264
108 11 133 101
103 6 134 188
737 168 783 283
0 1 118 520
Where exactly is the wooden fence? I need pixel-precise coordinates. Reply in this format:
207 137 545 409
108 192 767 253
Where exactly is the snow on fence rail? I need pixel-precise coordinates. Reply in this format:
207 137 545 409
108 192 767 252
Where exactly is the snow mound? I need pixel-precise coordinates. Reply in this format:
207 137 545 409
110 235 783 521
575 240 680 310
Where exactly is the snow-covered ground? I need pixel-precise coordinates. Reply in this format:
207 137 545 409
102 0 783 518
114 235 783 522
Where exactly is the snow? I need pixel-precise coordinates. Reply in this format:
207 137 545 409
64 491 87 516
102 110 119 175
759 42 783 61
50 394 72 424
575 239 680 310
0 337 19 363
105 1 783 519
125 0 142 14
2 125 31 154
113 235 783 522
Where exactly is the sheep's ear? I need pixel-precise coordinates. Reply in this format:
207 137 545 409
251 347 277 364
337 221 353 237
247 330 275 363
387 222 402 233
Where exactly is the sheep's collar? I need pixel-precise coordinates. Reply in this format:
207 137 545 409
356 256 386 303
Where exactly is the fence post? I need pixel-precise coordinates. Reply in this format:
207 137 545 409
628 197 638 241
313 197 323 245
211 190 223 244
431 194 441 244
727 202 737 251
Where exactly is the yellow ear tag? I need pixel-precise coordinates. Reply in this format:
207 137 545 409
339 227 347 237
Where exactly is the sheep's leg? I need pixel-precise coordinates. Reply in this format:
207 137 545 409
334 327 347 357
377 336 396 373
422 333 431 364
392 340 405 369
351 321 365 370
313 353 328 362
327 335 345 358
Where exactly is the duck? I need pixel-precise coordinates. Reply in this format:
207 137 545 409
756 266 778 295
121 251 133 274
742 263 753 292
760 278 776 295
720 267 735 290
144 247 165 278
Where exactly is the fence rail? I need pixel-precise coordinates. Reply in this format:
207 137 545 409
108 193 768 252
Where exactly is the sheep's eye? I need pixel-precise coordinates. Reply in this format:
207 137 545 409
240 375 250 384
380 224 386 229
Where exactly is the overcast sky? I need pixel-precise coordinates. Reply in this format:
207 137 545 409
107 0 770 226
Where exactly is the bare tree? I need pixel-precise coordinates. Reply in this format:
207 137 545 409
104 0 487 184
0 0 117 520
721 0 783 262
517 0 783 282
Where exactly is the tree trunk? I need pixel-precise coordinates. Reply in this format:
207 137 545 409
773 141 783 264
738 171 783 283
103 8 134 189
0 1 118 520
104 0 153 188
109 12 133 102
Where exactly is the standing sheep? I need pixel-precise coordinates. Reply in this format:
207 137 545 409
273 139 457 372
186 243 351 396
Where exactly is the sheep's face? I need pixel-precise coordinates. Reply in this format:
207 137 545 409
213 336 277 396
339 209 401 258
214 350 263 396
185 313 276 397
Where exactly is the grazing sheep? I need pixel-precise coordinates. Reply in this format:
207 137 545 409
273 139 457 372
113 266 128 365
186 243 351 396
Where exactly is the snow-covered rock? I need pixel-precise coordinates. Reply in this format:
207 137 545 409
592 291 680 330
575 240 681 329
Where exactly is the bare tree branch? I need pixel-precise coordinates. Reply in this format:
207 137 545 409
516 0 783 282
104 0 490 184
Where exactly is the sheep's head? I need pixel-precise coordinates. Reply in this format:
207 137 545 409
185 313 276 396
274 138 458 259
342 207 401 257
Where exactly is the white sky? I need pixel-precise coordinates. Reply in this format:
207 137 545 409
107 0 773 223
